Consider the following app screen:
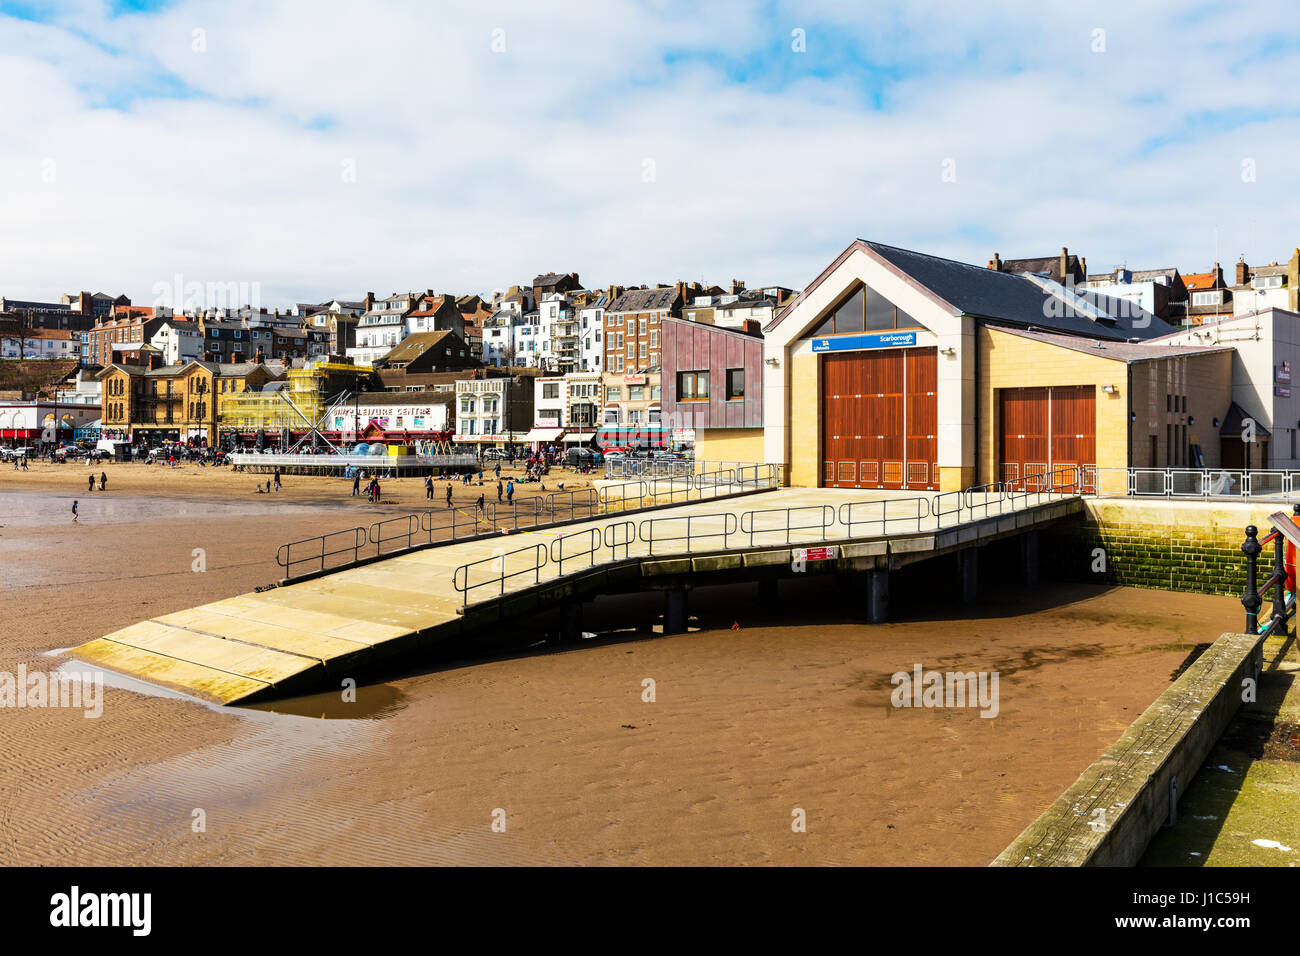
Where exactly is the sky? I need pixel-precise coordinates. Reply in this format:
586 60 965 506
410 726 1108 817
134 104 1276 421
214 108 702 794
2 0 1300 309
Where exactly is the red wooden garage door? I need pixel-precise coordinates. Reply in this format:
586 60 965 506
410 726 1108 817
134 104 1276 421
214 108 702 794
1000 385 1095 489
821 347 937 490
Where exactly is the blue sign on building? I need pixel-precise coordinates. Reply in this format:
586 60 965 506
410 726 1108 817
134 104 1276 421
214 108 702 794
811 330 919 353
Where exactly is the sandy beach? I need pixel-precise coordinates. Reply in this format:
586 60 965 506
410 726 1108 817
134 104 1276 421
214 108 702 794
0 462 1242 865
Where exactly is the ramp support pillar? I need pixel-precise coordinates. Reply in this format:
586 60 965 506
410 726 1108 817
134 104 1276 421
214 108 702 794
1022 530 1040 586
560 601 583 642
868 570 889 624
960 548 978 604
663 588 689 635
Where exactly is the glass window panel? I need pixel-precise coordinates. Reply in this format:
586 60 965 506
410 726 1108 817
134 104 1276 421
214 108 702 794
863 285 896 331
832 287 864 334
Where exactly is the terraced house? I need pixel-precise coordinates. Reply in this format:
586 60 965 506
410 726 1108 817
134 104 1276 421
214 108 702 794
99 356 283 446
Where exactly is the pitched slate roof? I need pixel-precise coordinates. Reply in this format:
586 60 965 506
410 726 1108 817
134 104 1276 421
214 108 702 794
992 325 1231 362
1220 400 1269 438
861 240 1175 340
377 331 455 365
609 287 678 313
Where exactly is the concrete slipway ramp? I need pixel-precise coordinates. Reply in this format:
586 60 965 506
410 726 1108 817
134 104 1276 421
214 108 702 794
69 488 1081 705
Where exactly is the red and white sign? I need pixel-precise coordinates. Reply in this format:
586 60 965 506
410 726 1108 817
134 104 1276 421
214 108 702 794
794 546 837 562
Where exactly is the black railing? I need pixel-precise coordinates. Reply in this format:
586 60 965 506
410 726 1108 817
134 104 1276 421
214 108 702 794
1243 508 1299 639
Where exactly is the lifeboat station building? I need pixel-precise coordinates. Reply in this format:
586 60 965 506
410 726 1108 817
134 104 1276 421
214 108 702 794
751 239 1241 491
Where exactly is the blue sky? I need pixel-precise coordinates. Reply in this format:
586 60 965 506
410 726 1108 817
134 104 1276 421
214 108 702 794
3 0 1300 307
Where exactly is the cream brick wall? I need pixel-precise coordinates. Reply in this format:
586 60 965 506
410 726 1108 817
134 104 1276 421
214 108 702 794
979 327 1129 484
693 427 766 464
789 350 820 486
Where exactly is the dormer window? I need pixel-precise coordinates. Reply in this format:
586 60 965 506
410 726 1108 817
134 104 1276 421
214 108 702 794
1192 291 1224 306
1253 275 1284 290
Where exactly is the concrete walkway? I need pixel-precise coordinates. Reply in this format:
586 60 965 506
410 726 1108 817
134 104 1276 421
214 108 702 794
70 486 1077 705
1142 629 1300 865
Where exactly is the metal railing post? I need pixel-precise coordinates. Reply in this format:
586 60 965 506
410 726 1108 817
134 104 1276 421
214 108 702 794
1243 524 1262 634
1274 532 1287 636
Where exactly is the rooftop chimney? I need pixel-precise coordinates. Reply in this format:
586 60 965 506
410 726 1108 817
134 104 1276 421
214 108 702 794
989 253 1002 272
730 278 745 295
1059 247 1069 282
1236 258 1250 286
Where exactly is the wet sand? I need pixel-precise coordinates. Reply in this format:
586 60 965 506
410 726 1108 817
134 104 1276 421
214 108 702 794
0 469 1242 865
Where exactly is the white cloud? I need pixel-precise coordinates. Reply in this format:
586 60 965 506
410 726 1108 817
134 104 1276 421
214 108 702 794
3 0 1300 307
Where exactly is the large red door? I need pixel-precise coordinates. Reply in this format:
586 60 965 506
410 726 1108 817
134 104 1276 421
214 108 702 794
821 347 937 490
999 385 1095 489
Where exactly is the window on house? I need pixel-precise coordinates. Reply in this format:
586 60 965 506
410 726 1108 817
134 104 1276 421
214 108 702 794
606 387 621 401
1192 291 1223 306
677 371 710 400
628 385 644 401
726 368 745 400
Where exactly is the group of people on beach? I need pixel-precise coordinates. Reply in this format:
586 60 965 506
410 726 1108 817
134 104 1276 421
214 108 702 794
351 472 382 502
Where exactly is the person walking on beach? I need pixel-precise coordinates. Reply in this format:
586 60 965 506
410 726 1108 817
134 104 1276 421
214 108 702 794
87 473 95 493
494 462 501 479
445 484 453 508
425 475 434 500
496 479 503 503
99 471 107 491
352 471 361 497
72 500 78 522
273 468 282 492
506 479 514 505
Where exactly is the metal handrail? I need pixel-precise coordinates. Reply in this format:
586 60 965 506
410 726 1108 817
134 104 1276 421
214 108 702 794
276 525 368 576
368 512 423 553
961 465 1081 520
739 504 836 546
544 488 599 522
452 542 549 608
838 496 931 536
605 520 637 561
549 527 602 576
637 512 739 555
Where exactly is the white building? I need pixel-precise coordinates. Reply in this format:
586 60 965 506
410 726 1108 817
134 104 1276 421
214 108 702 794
539 293 580 373
349 292 415 366
527 371 601 445
480 311 543 368
150 320 204 366
577 295 606 372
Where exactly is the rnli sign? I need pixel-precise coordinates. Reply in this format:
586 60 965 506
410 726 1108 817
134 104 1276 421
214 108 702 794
811 330 918 352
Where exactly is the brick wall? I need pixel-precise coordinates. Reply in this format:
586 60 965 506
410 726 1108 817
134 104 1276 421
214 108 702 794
789 349 819 486
1045 498 1284 597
